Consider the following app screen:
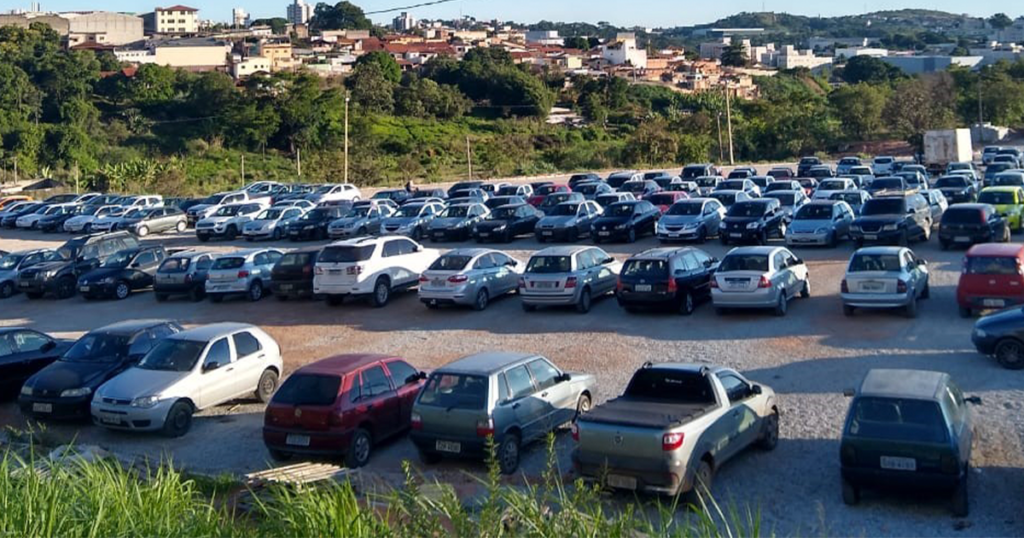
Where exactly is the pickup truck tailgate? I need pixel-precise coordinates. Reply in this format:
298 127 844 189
576 421 666 461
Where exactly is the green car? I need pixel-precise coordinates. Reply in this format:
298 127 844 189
840 369 981 517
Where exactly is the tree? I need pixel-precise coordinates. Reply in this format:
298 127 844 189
310 1 372 32
720 42 749 68
250 17 289 34
840 55 903 85
829 83 888 140
623 119 678 166
989 13 1014 31
563 36 589 50
884 74 958 148
355 51 401 84
124 64 177 107
347 61 396 114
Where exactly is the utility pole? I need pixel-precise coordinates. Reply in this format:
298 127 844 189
977 78 983 125
344 95 350 184
466 136 473 180
724 85 735 165
296 147 301 178
716 112 724 162
240 154 246 187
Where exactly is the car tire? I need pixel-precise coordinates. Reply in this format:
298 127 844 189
371 277 391 308
905 297 919 318
921 283 930 299
774 292 788 317
346 428 373 468
575 393 592 418
276 294 288 301
248 281 264 302
951 471 969 518
899 230 909 247
56 276 76 300
114 280 130 300
800 279 810 299
176 221 187 233
678 291 695 316
255 369 279 403
995 339 1024 370
0 281 14 299
843 304 855 317
841 478 860 506
756 408 780 450
245 236 254 242
497 433 521 475
411 227 422 241
226 226 238 240
958 306 972 318
854 239 864 249
472 288 489 311
1003 226 1012 243
83 224 92 233
697 227 707 244
418 449 442 465
691 459 714 498
576 288 592 314
827 231 837 248
268 449 291 462
777 221 787 238
137 225 149 237
162 401 193 438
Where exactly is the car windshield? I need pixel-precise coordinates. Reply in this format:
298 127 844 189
667 202 702 216
979 192 1017 205
101 250 136 268
536 185 560 195
211 257 245 270
318 245 374 263
429 255 472 271
372 191 395 199
819 180 846 190
712 193 737 205
342 207 371 218
315 185 336 194
496 187 519 196
441 206 472 218
397 205 424 217
576 183 601 193
875 157 894 164
201 194 226 204
849 254 902 272
527 255 572 273
840 158 858 165
301 209 327 221
966 256 1020 275
800 158 819 165
696 177 719 187
158 257 191 273
848 397 947 443
991 175 1024 186
549 203 580 216
719 254 768 272
256 209 284 220
942 209 984 224
79 206 101 216
137 339 205 372
646 195 675 206
606 204 636 217
489 207 518 219
63 333 129 363
861 198 905 215
936 177 969 188
418 373 487 410
871 179 903 190
727 203 767 218
622 182 647 193
0 254 23 270
273 373 341 406
278 252 314 267
622 259 667 278
682 167 705 179
988 164 1012 174
541 194 571 206
795 205 833 220
624 369 716 404
214 206 242 217
766 193 797 205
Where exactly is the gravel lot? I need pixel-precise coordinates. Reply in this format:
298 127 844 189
2 176 1024 536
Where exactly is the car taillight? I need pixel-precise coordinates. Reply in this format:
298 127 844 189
315 266 324 275
302 265 312 274
758 276 771 288
410 413 422 430
448 275 468 284
940 453 959 474
570 422 579 442
616 277 623 292
897 279 907 293
565 276 578 289
662 432 684 451
710 278 718 288
328 410 344 427
476 418 494 438
237 270 249 279
346 265 363 275
667 277 678 293
841 279 849 293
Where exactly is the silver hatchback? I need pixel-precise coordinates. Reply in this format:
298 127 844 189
327 204 394 240
205 248 283 302
419 248 522 310
841 246 930 318
520 246 622 313
712 246 810 316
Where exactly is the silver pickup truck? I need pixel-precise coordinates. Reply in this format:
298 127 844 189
572 363 779 497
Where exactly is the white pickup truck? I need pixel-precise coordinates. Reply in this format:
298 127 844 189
572 363 779 497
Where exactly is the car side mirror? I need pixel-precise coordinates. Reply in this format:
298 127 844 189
843 388 855 397
130 262 140 269
602 257 615 265
557 373 571 383
203 361 222 373
505 260 517 267
751 384 762 395
965 396 982 405
414 245 423 252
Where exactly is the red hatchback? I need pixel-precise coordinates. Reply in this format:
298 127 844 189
527 184 569 206
262 354 426 466
645 192 690 213
957 243 1024 317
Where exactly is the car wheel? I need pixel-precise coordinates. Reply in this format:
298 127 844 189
841 478 860 506
248 281 264 302
1004 226 1012 243
854 239 864 249
226 226 238 240
697 227 707 244
418 449 442 465
898 230 909 246
777 221 787 238
774 292 788 317
371 277 391 308
827 231 837 248
255 369 279 403
268 449 291 462
0 281 14 299
357 226 367 236
346 428 373 468
56 277 76 300
627 228 636 243
197 235 209 243
271 227 282 240
176 221 187 233
756 409 780 450
691 459 714 497
905 297 919 318
114 281 130 300
995 339 1024 370
921 283 930 300
951 471 969 517
83 224 92 233
678 291 695 316
575 393 592 418
162 401 193 438
958 306 972 318
472 288 489 311
411 227 422 241
800 279 810 299
576 288 592 314
843 304 855 317
137 225 149 237
25 292 43 300
758 230 768 245
498 433 521 475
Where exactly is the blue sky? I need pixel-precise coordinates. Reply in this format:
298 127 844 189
19 0 1019 26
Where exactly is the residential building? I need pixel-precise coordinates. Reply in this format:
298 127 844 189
232 55 270 78
232 7 249 28
602 33 646 69
525 30 562 46
834 47 888 60
392 11 415 32
774 45 833 71
880 55 983 74
699 37 750 61
114 37 230 70
286 0 312 26
2 11 143 46
143 5 199 35
989 17 1024 44
258 39 298 71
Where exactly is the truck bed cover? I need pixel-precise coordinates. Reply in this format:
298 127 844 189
579 397 715 429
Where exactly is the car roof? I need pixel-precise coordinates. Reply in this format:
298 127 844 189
858 369 948 401
95 319 176 336
436 351 539 375
298 353 397 375
171 322 258 342
965 243 1024 258
535 245 592 256
804 199 840 206
214 248 267 258
725 246 782 256
646 362 729 375
630 247 700 259
443 248 494 258
853 246 906 256
982 186 1022 193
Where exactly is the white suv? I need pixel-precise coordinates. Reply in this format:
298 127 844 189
195 202 269 241
308 183 361 205
314 236 439 307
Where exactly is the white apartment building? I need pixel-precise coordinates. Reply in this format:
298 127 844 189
602 33 647 68
834 47 888 60
392 11 415 32
147 5 199 34
62 11 144 46
525 30 562 46
115 37 230 69
232 7 249 28
286 0 312 26
232 56 271 78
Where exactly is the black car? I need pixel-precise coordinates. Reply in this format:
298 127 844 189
934 176 978 204
592 200 661 243
574 181 613 200
866 177 908 197
270 246 321 299
568 172 602 190
77 246 167 300
616 247 719 315
606 171 640 190
536 192 584 215
286 206 347 241
372 189 412 205
939 204 1009 249
38 205 81 233
409 188 447 202
446 181 485 198
797 156 822 177
19 320 182 420
472 203 541 243
18 232 141 299
484 195 528 211
850 194 932 247
0 329 72 397
720 199 787 245
972 306 1024 368
2 202 46 228
620 180 662 199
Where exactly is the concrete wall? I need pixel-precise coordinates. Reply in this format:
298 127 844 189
0 14 69 35
65 12 143 46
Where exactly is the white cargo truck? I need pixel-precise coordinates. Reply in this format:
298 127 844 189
924 129 973 174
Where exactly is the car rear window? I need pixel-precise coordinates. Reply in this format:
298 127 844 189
429 255 472 271
942 208 984 225
526 256 571 273
966 256 1020 275
211 257 245 270
849 254 901 272
935 177 970 188
273 374 342 406
278 252 315 267
624 369 716 404
979 191 1017 205
861 198 905 215
158 258 190 273
719 254 768 272
418 373 487 410
848 397 947 443
766 192 797 205
318 245 374 263
727 202 767 217
621 259 668 279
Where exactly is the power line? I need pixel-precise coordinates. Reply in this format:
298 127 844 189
363 0 461 16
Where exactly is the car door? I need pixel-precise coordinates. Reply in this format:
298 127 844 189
198 337 237 408
678 252 706 298
352 364 402 438
383 359 422 427
586 248 615 294
526 358 574 431
490 253 518 294
384 239 417 285
130 250 159 289
3 330 56 385
230 330 267 396
715 372 762 460
501 364 546 441
771 251 792 297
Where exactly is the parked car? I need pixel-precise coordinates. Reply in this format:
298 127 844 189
727 168 754 179
242 205 306 241
984 163 1015 183
419 249 521 310
325 204 391 240
764 180 802 194
37 205 83 233
934 175 979 204
988 171 1024 188
573 181 613 200
748 175 774 191
717 179 760 198
424 203 487 242
0 249 63 299
813 178 856 200
707 190 752 209
154 250 214 302
939 204 1010 250
567 173 602 190
720 199 788 246
797 156 823 176
19 320 182 420
646 192 690 214
77 246 167 300
0 202 42 228
768 167 795 179
977 187 1024 232
17 203 72 230
18 232 140 300
534 200 602 242
91 323 282 437
712 246 809 316
68 205 124 233
840 369 978 516
828 190 871 215
526 184 570 206
762 189 810 221
923 189 949 223
807 165 836 180
263 353 426 465
314 236 439 307
372 189 412 206
836 157 862 175
982 146 1002 166
617 247 718 315
412 351 595 474
850 194 932 247
186 191 250 226
840 246 929 317
485 195 528 211
592 200 661 243
306 183 361 205
606 171 642 190
795 177 819 197
872 156 896 176
195 202 267 241
656 198 725 243
594 192 635 207
681 163 719 180
0 195 31 210
0 328 71 396
956 243 1024 317
123 207 187 237
520 246 621 313
786 200 855 247
379 201 445 241
472 203 541 243
285 205 349 241
620 180 662 199
694 176 724 196
971 301 1024 368
573 363 778 497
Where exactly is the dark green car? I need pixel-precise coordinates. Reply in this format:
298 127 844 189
840 369 980 517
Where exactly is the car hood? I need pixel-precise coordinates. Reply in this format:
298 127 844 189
854 215 903 225
383 217 419 227
27 359 123 392
79 267 127 283
537 216 576 227
790 218 832 231
723 216 760 225
429 217 469 229
28 260 70 273
0 269 19 282
477 219 512 229
594 216 630 226
991 204 1022 213
659 215 701 226
198 216 233 225
97 367 189 400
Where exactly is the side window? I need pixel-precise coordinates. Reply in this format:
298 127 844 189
196 256 213 271
504 365 535 399
681 253 700 272
11 330 51 353
382 241 401 258
0 336 13 356
267 251 283 263
232 332 262 357
204 338 232 367
149 324 178 340
127 331 155 357
496 373 509 402
474 255 495 270
527 359 561 391
253 253 268 266
135 251 156 267
717 374 750 403
385 360 418 385
575 251 593 270
359 366 393 398
772 252 786 271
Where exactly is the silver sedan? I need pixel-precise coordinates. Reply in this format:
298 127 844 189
419 248 522 310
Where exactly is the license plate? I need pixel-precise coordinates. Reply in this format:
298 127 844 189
79 286 90 293
279 284 293 291
542 231 553 236
32 403 52 413
479 233 489 237
984 299 1006 308
99 414 121 425
286 434 311 447
955 236 970 242
535 281 556 288
598 231 611 236
606 474 638 490
435 440 461 453
880 456 916 471
731 233 743 238
635 284 652 292
864 234 877 240
432 279 445 287
669 233 680 238
19 282 29 288
860 282 884 292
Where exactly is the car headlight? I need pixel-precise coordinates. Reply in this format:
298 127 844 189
100 277 115 284
974 329 987 338
815 227 829 234
746 222 760 229
130 395 161 409
882 223 899 231
20 385 32 396
495 224 507 231
303 225 314 230
44 270 58 279
615 223 629 230
60 387 92 398
683 222 700 229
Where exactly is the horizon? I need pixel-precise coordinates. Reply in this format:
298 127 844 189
12 1 1023 27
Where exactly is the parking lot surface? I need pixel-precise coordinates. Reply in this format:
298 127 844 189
2 221 1023 537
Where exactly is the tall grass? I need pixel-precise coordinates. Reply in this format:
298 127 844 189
0 439 766 538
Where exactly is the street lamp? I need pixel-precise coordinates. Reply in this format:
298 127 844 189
344 96 350 184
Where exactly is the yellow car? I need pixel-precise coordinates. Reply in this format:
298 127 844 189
979 187 1024 231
